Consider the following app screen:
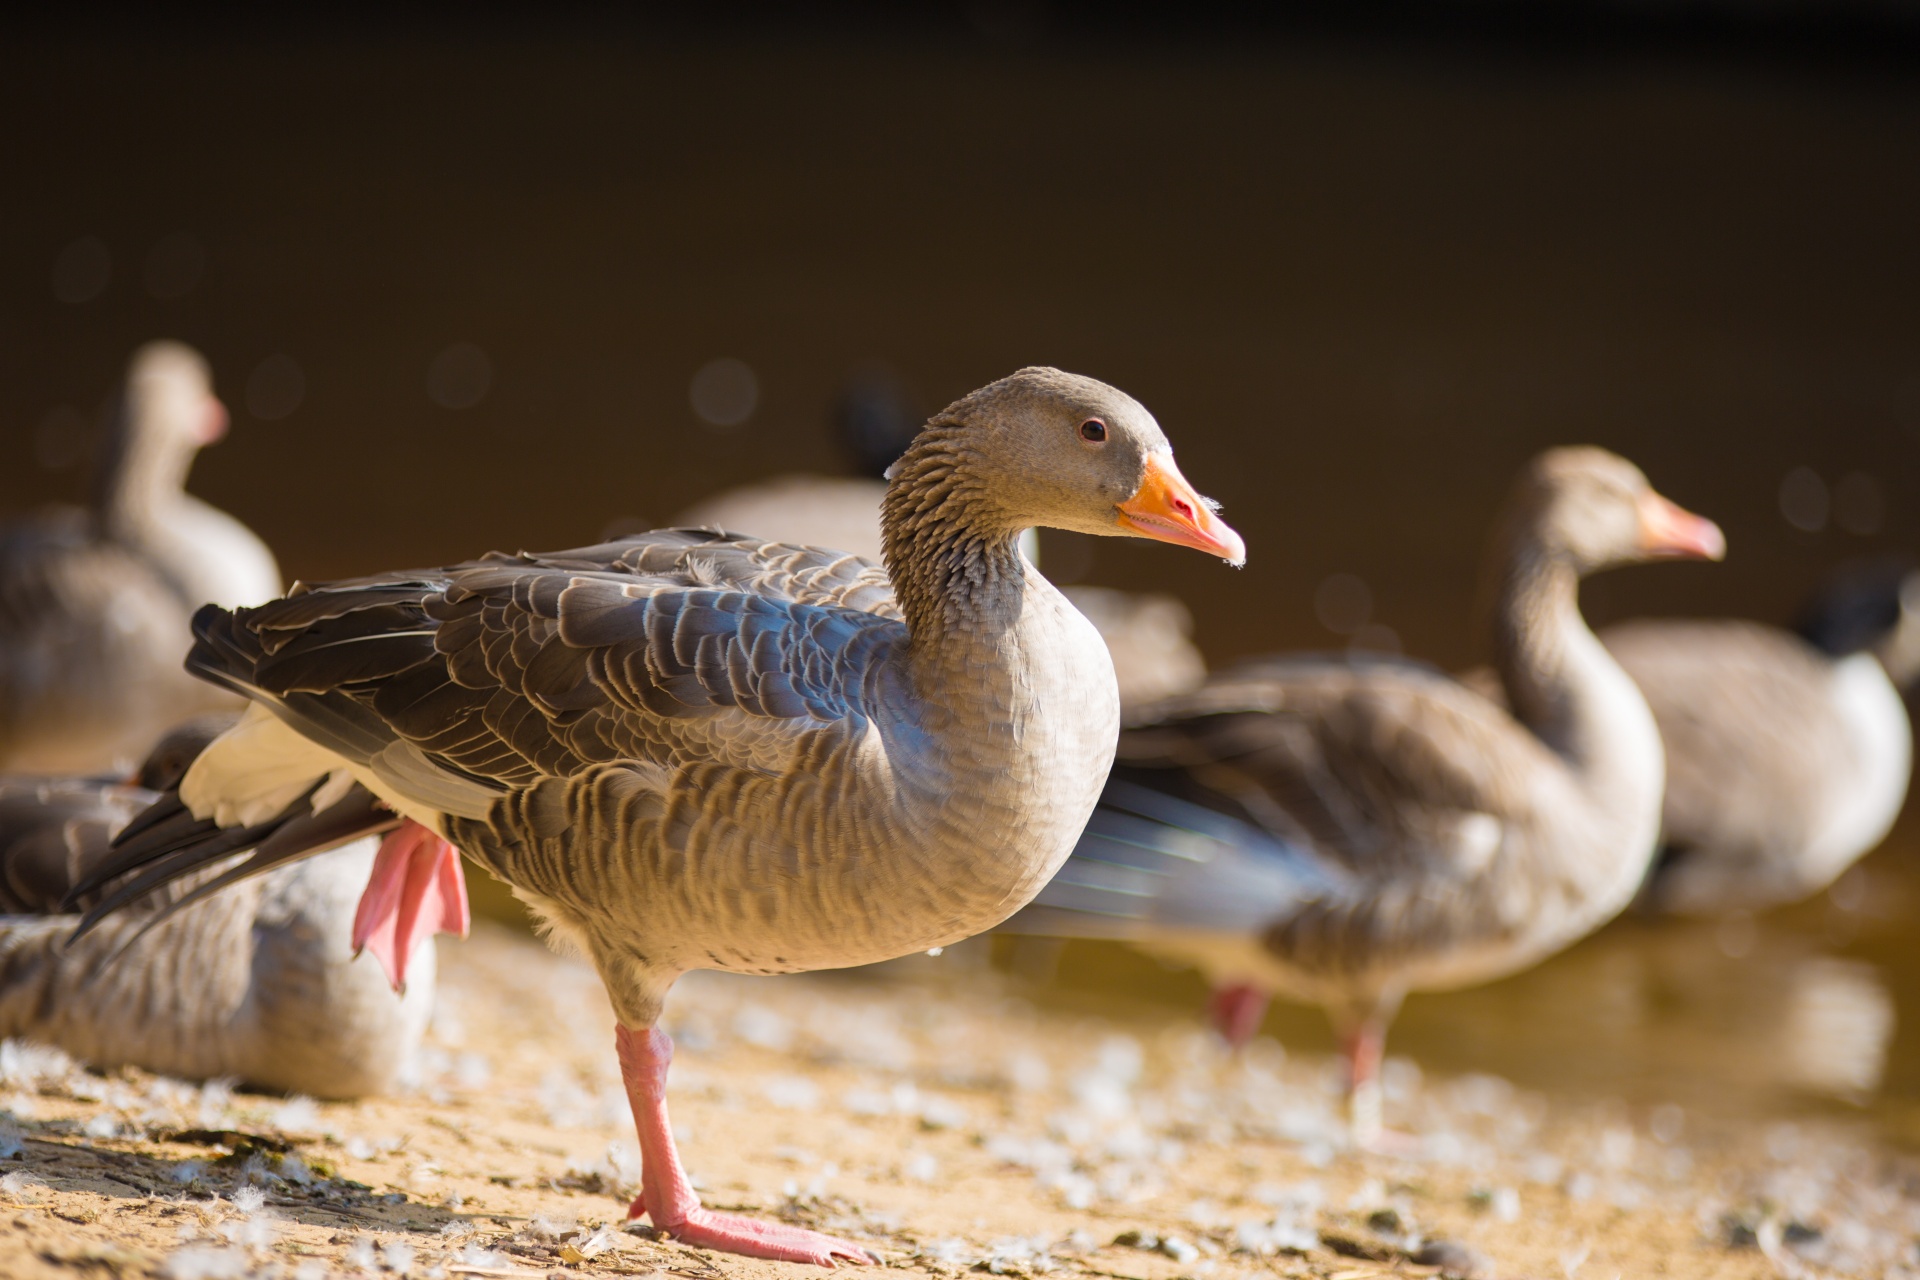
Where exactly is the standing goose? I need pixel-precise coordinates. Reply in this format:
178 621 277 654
73 367 1244 1265
1009 447 1723 1145
1600 560 1920 916
0 718 431 1097
0 342 281 773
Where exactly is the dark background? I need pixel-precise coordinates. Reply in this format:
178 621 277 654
5 3 1920 674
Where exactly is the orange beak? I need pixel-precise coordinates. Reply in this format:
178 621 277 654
1115 453 1247 566
1638 492 1726 561
197 395 230 445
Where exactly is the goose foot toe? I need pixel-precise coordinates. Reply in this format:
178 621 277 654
642 1206 877 1267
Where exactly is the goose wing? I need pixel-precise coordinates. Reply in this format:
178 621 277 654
1114 655 1545 889
195 530 905 800
1015 655 1547 975
74 530 910 917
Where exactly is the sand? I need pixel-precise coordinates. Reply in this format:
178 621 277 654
0 923 1910 1280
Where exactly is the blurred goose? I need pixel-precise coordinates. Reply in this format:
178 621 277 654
679 368 1207 709
0 718 431 1097
0 343 281 774
73 367 1244 1265
1009 447 1723 1145
1600 561 1920 916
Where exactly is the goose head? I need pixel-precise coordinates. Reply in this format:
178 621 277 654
902 366 1245 565
1506 446 1724 574
124 341 228 454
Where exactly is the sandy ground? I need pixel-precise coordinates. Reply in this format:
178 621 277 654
1 924 1915 1280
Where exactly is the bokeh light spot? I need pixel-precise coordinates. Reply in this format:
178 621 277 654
51 237 111 304
690 358 758 429
1314 573 1372 635
246 354 306 421
1349 623 1401 654
428 343 493 410
144 233 206 300
1778 467 1829 533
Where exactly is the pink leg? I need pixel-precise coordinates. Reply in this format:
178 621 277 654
616 1025 877 1267
1338 1016 1418 1155
1207 982 1270 1049
353 819 471 993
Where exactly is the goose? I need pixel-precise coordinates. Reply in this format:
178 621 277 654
679 372 1207 710
0 717 432 1097
1007 447 1723 1146
71 367 1244 1264
0 342 281 774
1600 560 1920 916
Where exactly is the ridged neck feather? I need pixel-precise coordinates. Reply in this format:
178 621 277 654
880 426 1031 647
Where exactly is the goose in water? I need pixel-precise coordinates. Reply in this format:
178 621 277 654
0 717 432 1097
0 342 281 774
1601 560 1920 916
679 369 1208 709
73 367 1244 1264
1008 447 1723 1145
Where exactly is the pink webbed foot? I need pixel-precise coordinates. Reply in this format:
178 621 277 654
616 1024 877 1268
631 1203 879 1267
353 819 470 992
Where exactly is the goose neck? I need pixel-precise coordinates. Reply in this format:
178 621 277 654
880 433 1030 664
93 412 194 549
1489 548 1656 801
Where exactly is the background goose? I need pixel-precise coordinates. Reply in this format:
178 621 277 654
0 342 281 774
1008 447 1723 1145
679 370 1208 710
1600 561 1920 917
74 367 1244 1265
0 717 431 1098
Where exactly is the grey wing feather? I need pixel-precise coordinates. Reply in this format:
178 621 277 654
1013 778 1346 940
198 530 905 794
1118 657 1532 885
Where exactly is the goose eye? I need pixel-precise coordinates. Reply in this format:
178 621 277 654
1079 419 1108 444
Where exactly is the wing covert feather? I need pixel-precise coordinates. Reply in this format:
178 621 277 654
190 531 909 802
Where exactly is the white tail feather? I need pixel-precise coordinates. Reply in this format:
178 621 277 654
181 704 340 827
